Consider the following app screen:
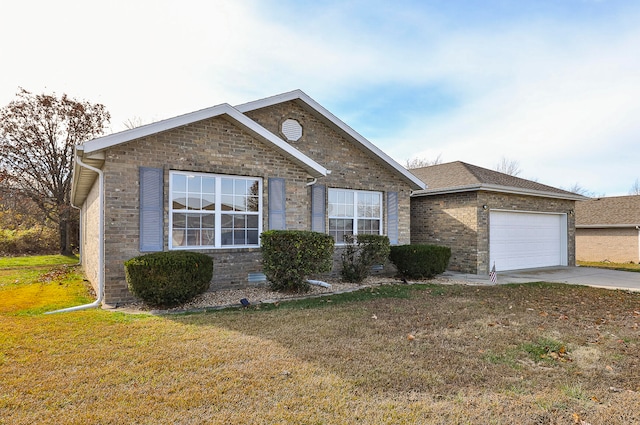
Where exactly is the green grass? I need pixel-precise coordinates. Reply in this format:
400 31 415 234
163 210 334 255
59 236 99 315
2 257 640 424
0 254 78 269
578 260 640 272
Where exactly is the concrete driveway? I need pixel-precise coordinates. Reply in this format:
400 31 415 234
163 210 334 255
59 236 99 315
443 266 640 292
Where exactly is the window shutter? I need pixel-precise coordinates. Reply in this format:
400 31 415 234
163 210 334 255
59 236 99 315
387 191 399 245
139 167 164 252
268 178 286 230
311 184 326 233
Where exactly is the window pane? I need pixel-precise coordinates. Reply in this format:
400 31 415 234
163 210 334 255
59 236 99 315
247 230 259 245
234 230 246 245
235 179 246 195
187 229 200 246
221 178 233 194
233 215 246 229
202 229 215 245
233 195 246 212
173 194 187 210
221 195 233 211
187 215 201 229
202 194 215 211
221 229 233 246
202 177 215 194
187 175 201 193
172 174 186 192
221 214 233 229
186 196 201 210
202 214 215 229
247 196 259 212
172 213 186 229
172 229 186 247
247 215 259 228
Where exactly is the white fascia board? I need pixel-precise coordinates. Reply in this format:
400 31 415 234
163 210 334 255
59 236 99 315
236 90 426 190
79 103 327 178
411 183 588 201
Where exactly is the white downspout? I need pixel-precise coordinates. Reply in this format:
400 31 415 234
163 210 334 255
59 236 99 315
46 152 104 314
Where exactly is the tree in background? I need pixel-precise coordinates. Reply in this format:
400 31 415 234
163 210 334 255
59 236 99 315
629 178 640 196
405 153 443 169
494 157 521 176
0 88 110 254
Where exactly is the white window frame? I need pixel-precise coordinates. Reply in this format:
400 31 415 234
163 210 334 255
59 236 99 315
169 171 263 249
328 188 383 244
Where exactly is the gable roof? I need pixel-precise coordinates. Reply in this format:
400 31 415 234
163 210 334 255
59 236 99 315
410 161 586 201
78 102 328 177
235 89 426 190
71 102 330 205
575 195 640 227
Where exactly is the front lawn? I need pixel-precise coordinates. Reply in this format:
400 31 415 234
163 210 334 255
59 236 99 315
1 258 639 424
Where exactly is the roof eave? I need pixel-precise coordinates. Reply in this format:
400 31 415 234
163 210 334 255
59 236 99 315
411 183 588 201
79 103 327 179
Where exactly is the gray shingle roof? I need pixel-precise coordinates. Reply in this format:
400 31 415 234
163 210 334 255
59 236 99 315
575 195 640 226
410 161 584 200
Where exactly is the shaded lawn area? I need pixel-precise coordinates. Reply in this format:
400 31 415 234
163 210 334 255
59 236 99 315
1 258 639 424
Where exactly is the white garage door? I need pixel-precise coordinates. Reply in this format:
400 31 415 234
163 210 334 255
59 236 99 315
490 211 567 271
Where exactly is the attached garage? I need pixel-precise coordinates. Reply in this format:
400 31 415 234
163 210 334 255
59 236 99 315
410 161 585 275
490 210 568 271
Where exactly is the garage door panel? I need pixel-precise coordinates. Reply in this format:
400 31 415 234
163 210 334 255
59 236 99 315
490 211 566 271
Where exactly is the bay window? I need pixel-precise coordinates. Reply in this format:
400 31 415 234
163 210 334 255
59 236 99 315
169 171 261 249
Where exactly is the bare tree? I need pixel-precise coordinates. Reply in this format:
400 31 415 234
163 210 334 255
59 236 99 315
0 88 110 254
629 178 640 195
565 182 595 197
123 116 144 129
494 157 521 176
405 153 443 169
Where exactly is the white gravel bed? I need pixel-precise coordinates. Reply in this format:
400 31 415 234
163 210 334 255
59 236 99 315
114 275 473 314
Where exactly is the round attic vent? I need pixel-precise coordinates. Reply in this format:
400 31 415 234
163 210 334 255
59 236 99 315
281 118 302 142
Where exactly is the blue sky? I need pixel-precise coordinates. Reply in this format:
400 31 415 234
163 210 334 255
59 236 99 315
2 0 639 195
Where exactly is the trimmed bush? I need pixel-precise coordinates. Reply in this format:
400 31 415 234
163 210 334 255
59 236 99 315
124 251 213 307
261 230 334 293
340 234 390 283
389 244 451 279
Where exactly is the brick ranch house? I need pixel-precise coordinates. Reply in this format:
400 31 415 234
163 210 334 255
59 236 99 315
575 195 640 264
409 161 586 275
71 90 425 305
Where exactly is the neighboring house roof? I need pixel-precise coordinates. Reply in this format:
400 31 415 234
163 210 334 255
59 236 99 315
575 195 640 228
410 161 586 201
235 89 426 191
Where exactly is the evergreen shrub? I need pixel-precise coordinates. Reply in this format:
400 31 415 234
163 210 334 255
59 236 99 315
124 251 213 307
389 244 451 279
261 230 334 292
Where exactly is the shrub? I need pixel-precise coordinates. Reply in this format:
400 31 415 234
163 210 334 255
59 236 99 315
389 244 451 279
0 226 58 256
261 230 334 293
124 251 213 307
340 234 390 283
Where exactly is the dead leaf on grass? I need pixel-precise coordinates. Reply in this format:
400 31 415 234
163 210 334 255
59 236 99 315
407 334 415 341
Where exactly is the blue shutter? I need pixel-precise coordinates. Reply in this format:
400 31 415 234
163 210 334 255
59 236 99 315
268 178 286 230
387 191 399 245
139 167 164 252
311 184 326 233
